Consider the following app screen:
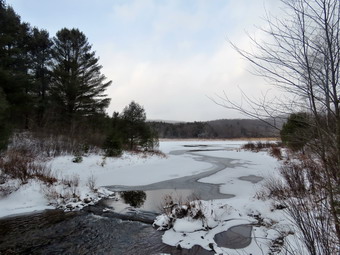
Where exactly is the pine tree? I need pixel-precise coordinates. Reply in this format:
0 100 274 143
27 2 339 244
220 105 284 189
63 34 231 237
50 28 111 125
120 101 158 150
28 28 53 127
0 87 10 150
0 1 33 128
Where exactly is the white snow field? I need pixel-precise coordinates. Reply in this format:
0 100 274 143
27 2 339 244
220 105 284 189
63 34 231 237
154 140 296 255
0 140 298 254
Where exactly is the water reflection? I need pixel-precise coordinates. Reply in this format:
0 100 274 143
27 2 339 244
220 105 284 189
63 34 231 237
120 190 146 207
104 189 198 213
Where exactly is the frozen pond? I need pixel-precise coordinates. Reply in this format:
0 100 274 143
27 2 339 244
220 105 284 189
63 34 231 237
0 140 277 254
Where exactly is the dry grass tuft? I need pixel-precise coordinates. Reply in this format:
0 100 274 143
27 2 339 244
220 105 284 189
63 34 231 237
0 148 56 184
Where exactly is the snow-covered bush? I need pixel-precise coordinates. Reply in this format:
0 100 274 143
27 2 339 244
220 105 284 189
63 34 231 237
153 196 234 232
72 155 83 163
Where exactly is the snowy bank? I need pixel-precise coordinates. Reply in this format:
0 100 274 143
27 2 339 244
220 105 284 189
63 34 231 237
49 150 212 187
152 140 298 254
0 139 299 254
0 140 217 218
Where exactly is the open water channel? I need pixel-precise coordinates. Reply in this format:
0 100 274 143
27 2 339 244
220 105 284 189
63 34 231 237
0 145 258 254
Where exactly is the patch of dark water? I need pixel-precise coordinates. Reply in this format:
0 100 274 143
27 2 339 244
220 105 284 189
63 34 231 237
106 154 238 201
0 207 215 255
214 224 252 249
188 149 226 153
238 175 264 184
0 146 253 254
0 192 252 255
103 189 198 214
183 145 209 147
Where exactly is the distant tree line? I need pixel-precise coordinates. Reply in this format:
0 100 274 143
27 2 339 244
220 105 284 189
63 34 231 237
0 0 157 153
150 118 281 139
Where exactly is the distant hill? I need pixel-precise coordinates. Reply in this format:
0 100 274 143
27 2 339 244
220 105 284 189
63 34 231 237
147 119 185 124
149 118 284 139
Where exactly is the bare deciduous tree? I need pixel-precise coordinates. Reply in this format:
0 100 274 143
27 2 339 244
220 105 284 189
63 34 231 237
219 0 340 254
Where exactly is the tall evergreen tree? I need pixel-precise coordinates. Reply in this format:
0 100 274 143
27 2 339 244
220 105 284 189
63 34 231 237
0 0 33 128
28 28 53 127
120 101 158 150
0 87 10 150
50 28 111 125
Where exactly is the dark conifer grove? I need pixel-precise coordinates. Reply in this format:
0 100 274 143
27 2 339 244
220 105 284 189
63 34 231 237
0 0 159 152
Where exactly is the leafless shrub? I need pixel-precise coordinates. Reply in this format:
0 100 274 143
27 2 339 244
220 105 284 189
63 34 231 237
216 0 340 252
61 175 80 197
0 172 6 185
278 231 310 255
147 149 167 158
187 192 202 202
242 141 279 152
43 184 78 206
160 192 205 222
254 189 268 201
256 141 264 150
261 155 340 255
262 176 288 200
155 194 218 232
0 148 56 196
0 181 20 197
31 164 57 185
242 142 257 151
160 193 180 215
9 132 101 158
0 148 56 184
42 185 60 203
242 141 283 160
269 146 282 160
285 195 337 255
129 149 167 159
87 175 97 192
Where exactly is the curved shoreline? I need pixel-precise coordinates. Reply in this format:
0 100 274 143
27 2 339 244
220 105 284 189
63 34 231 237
105 148 244 200
0 144 262 254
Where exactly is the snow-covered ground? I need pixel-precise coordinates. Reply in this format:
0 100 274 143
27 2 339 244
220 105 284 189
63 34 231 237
0 139 298 254
49 147 212 187
0 179 54 218
154 141 295 254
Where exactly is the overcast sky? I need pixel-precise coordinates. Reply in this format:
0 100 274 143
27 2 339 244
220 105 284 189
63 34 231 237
9 0 281 121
